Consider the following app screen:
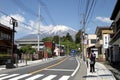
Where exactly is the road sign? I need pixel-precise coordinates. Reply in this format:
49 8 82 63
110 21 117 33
71 49 76 53
71 49 76 57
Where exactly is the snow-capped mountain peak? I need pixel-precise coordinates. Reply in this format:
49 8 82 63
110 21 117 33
17 25 77 40
41 25 77 35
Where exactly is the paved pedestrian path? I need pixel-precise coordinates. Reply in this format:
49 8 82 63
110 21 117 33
86 62 116 80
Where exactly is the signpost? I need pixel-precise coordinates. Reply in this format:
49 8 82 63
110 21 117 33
71 49 76 57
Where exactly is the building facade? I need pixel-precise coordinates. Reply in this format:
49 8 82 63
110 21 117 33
109 0 120 63
95 27 113 61
86 34 98 58
87 34 97 47
0 23 13 54
0 23 13 64
15 38 45 51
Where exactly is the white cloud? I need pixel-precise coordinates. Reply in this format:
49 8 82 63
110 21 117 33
0 14 76 39
0 14 35 39
0 14 25 28
11 14 25 22
96 16 112 23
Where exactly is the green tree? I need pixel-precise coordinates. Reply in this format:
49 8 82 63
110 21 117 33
19 45 35 54
75 30 82 53
42 37 53 42
65 33 73 42
19 45 36 65
75 29 82 44
53 35 59 44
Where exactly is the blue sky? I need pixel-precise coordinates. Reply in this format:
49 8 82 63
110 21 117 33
0 0 117 39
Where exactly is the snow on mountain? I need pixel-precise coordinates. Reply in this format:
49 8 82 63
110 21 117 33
17 25 77 40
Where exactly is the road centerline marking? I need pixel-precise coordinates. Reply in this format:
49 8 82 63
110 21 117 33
29 57 69 74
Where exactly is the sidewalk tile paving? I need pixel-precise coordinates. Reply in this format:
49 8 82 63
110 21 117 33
86 62 116 80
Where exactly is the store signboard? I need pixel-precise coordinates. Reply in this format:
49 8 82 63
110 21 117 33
103 34 109 48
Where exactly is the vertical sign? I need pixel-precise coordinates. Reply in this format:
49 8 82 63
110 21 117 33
103 34 109 48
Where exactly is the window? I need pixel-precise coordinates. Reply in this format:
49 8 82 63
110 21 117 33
91 39 96 44
0 32 11 40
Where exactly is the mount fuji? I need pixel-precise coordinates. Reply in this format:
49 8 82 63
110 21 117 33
17 25 77 40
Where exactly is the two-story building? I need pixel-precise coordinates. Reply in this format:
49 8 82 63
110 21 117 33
86 34 98 58
95 26 113 61
109 0 120 63
0 23 13 64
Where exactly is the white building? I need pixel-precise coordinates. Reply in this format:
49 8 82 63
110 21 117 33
86 34 98 58
15 38 44 51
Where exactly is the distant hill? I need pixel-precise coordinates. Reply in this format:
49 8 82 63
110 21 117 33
16 25 77 41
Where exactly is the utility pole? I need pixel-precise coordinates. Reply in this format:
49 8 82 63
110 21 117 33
9 17 18 68
81 14 86 61
38 3 40 52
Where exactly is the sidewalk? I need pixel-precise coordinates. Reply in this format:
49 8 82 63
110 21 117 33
72 57 116 80
86 62 116 80
103 62 120 80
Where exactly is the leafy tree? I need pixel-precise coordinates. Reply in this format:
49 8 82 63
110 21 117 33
74 30 83 52
20 45 34 54
75 29 82 44
53 35 59 44
42 37 53 42
65 33 73 42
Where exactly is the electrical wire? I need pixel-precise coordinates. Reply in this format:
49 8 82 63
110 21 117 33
85 0 95 23
38 0 56 25
12 0 38 17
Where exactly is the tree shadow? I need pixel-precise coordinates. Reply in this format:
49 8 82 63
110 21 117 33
83 74 113 79
83 75 97 78
99 74 113 77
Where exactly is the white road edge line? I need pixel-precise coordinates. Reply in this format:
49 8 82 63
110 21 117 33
71 57 80 76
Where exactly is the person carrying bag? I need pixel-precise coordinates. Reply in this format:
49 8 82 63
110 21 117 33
89 50 96 72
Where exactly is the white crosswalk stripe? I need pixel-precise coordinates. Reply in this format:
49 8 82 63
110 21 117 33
42 75 57 80
0 74 19 80
25 74 44 80
0 74 71 80
59 75 70 80
9 74 31 80
0 74 8 77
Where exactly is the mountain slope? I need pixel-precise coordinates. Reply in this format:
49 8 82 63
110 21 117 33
17 25 77 40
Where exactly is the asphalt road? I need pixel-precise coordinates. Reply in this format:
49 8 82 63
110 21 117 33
0 56 80 80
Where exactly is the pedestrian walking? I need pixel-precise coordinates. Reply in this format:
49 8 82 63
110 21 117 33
89 50 96 72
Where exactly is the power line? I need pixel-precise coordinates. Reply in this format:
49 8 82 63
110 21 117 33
12 0 55 26
38 0 56 25
12 0 38 17
86 0 97 24
85 0 95 23
84 0 90 18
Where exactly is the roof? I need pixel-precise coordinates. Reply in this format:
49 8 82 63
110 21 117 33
0 23 13 31
16 34 41 42
110 0 120 20
95 26 110 34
